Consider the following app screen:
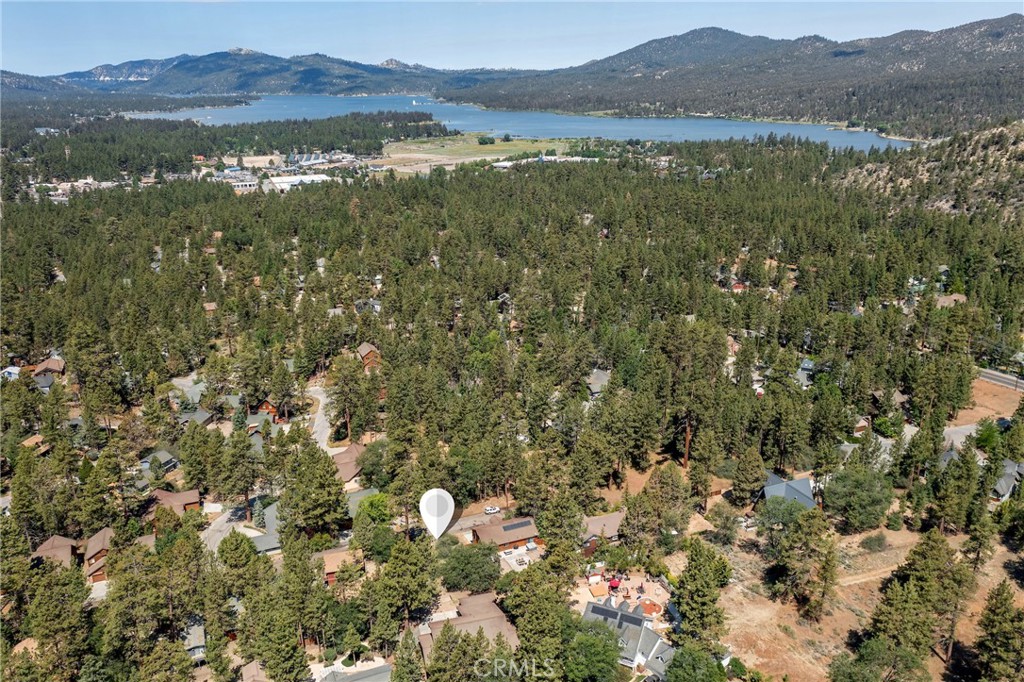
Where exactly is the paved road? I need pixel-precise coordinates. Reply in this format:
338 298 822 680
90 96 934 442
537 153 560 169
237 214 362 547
305 383 346 456
978 368 1024 392
200 505 248 553
841 421 981 470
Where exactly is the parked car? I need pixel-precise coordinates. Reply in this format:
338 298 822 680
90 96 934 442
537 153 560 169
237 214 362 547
484 506 500 515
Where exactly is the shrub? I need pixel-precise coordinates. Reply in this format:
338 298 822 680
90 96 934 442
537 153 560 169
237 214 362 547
727 657 749 679
323 648 337 663
477 136 496 145
859 532 887 552
886 511 903 531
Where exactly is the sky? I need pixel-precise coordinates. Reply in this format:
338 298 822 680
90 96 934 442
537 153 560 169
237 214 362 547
2 1 1020 75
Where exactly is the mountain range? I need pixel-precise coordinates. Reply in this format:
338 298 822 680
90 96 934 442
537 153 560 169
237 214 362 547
4 14 1022 136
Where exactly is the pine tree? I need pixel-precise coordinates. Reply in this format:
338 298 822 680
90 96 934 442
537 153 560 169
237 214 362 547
731 445 765 506
672 538 730 653
263 603 311 682
279 437 349 540
381 535 439 623
220 429 260 521
269 361 295 421
773 507 835 620
328 354 374 442
870 581 935 658
27 565 91 681
537 488 584 549
138 640 195 682
391 628 424 682
975 580 1024 682
962 511 997 573
619 491 658 560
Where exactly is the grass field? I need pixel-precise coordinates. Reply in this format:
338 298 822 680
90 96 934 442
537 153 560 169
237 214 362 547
381 134 569 173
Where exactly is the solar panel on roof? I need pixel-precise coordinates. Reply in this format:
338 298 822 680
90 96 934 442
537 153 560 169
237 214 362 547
503 520 532 531
620 614 644 627
591 605 620 620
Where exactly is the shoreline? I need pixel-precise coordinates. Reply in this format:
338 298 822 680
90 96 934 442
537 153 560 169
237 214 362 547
443 98 930 144
122 93 929 145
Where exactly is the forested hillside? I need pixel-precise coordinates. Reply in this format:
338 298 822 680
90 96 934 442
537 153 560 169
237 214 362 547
2 130 1023 681
441 14 1024 138
842 120 1024 223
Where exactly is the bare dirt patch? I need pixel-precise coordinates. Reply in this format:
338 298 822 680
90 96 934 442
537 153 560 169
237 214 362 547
381 135 567 174
952 377 1022 426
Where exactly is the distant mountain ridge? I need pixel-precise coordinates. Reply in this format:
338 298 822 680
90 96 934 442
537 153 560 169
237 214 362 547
5 14 1022 136
440 14 1024 136
36 49 540 96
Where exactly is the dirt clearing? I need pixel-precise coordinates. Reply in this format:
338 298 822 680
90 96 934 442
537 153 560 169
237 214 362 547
952 377 1022 426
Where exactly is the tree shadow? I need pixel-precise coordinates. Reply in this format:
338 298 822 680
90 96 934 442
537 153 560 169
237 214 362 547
940 640 978 682
1003 555 1024 590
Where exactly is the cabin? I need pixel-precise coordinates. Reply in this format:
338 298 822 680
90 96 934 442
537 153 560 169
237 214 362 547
356 342 381 372
587 369 611 399
32 357 66 378
31 535 80 568
255 399 285 423
993 459 1024 504
147 489 202 520
419 592 518 660
472 517 541 553
312 547 362 585
83 527 113 584
581 510 625 558
760 472 816 510
852 416 871 437
240 661 271 682
19 434 51 457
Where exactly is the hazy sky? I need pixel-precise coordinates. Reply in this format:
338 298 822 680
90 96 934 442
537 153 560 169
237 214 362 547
2 1 1019 75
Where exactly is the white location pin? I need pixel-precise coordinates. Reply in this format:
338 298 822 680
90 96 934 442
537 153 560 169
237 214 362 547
419 488 456 539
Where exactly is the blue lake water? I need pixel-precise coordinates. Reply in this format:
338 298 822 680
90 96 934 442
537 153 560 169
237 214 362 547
133 95 912 151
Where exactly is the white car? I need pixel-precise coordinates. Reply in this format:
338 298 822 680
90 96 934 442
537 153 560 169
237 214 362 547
484 506 501 515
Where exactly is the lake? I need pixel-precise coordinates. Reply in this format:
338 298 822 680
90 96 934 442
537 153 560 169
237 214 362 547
132 95 912 151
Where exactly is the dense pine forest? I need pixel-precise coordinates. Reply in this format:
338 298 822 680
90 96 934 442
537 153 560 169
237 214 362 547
2 117 1023 682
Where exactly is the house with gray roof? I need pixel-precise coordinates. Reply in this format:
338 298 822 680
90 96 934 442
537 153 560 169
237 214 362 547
181 618 206 662
761 472 816 510
252 502 281 555
993 459 1024 503
321 664 392 682
582 597 675 680
175 407 212 428
587 369 611 399
346 487 380 519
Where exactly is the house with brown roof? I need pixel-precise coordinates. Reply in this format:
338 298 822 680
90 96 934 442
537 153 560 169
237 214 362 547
83 527 114 584
31 357 65 377
255 399 285 423
356 342 381 372
18 434 51 456
581 510 625 558
419 592 519 659
333 454 362 484
31 535 80 568
936 293 967 309
472 517 542 553
240 661 271 682
147 489 201 520
312 547 362 585
332 442 366 484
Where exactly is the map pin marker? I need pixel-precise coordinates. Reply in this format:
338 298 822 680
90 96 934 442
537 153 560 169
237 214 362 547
419 488 456 539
